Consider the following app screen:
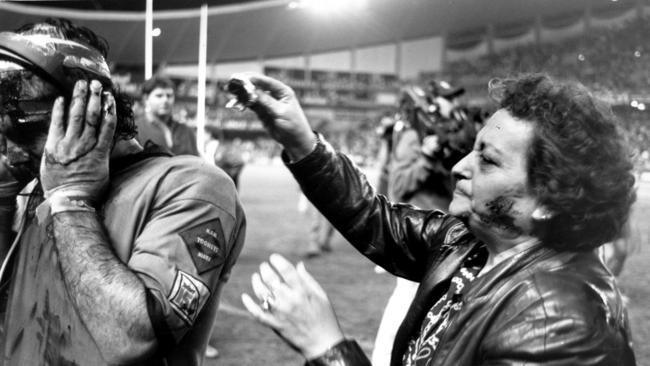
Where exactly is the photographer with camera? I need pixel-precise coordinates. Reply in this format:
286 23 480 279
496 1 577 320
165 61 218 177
390 80 468 210
372 80 473 366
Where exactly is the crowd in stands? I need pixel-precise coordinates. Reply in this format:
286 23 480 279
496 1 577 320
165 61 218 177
329 124 381 166
122 16 650 173
239 15 650 169
440 15 650 173
445 16 650 97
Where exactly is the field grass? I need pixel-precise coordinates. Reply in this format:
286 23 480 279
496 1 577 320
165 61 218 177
207 162 650 366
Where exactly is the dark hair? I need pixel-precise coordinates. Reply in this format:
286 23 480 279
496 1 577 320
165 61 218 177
489 74 636 251
14 18 137 141
141 76 176 96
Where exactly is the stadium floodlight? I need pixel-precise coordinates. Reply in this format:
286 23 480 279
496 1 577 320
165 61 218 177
287 0 368 13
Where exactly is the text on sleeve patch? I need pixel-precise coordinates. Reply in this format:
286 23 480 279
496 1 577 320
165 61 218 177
179 218 226 274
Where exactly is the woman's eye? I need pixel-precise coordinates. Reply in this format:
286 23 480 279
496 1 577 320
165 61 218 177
479 154 495 166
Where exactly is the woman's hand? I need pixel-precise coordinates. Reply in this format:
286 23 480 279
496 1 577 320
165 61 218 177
234 73 317 162
242 253 344 359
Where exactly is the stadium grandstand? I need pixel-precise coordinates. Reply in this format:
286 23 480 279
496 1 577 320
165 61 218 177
1 0 648 170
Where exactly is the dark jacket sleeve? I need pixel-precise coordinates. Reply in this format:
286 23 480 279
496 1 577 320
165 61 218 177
285 137 450 281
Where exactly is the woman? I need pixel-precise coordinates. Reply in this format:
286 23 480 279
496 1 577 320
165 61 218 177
240 73 637 365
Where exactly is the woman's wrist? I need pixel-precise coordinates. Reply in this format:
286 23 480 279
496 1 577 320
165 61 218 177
305 339 370 366
302 333 345 360
284 132 318 163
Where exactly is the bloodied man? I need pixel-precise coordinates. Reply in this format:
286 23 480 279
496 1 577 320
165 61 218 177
0 19 245 365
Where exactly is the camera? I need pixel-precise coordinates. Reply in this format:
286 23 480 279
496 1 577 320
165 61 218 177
398 82 479 168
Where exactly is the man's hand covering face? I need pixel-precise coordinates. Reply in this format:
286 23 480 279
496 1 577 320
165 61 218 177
40 79 116 202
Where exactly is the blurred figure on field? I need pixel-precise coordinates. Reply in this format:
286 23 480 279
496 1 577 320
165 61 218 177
136 76 199 156
204 131 220 164
372 112 396 274
304 120 337 259
374 112 396 197
215 138 246 190
202 132 246 359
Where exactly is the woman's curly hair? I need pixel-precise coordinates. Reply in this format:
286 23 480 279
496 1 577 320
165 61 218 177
15 18 137 141
489 74 636 251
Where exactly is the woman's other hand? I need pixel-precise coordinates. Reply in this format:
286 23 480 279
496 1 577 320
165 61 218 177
242 253 344 359
235 73 317 162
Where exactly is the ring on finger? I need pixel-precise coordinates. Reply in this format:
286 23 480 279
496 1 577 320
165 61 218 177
261 295 274 311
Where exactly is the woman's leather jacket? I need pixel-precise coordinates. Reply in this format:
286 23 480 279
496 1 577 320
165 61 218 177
288 139 636 366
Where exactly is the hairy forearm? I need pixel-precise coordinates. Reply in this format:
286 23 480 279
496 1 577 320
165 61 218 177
53 211 156 363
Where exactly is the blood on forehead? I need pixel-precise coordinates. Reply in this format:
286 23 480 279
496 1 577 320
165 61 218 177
0 60 59 101
0 58 59 148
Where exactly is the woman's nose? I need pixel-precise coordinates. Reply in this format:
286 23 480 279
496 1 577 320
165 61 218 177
452 152 472 181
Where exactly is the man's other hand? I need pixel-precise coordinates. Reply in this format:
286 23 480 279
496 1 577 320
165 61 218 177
40 79 117 201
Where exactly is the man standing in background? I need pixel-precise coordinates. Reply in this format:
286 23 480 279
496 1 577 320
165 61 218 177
136 76 200 156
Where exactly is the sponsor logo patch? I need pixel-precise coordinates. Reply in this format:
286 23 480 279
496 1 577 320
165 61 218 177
168 270 210 325
444 222 469 246
179 219 226 274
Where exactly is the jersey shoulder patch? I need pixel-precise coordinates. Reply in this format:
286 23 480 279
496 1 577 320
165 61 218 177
168 270 210 325
179 218 226 274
